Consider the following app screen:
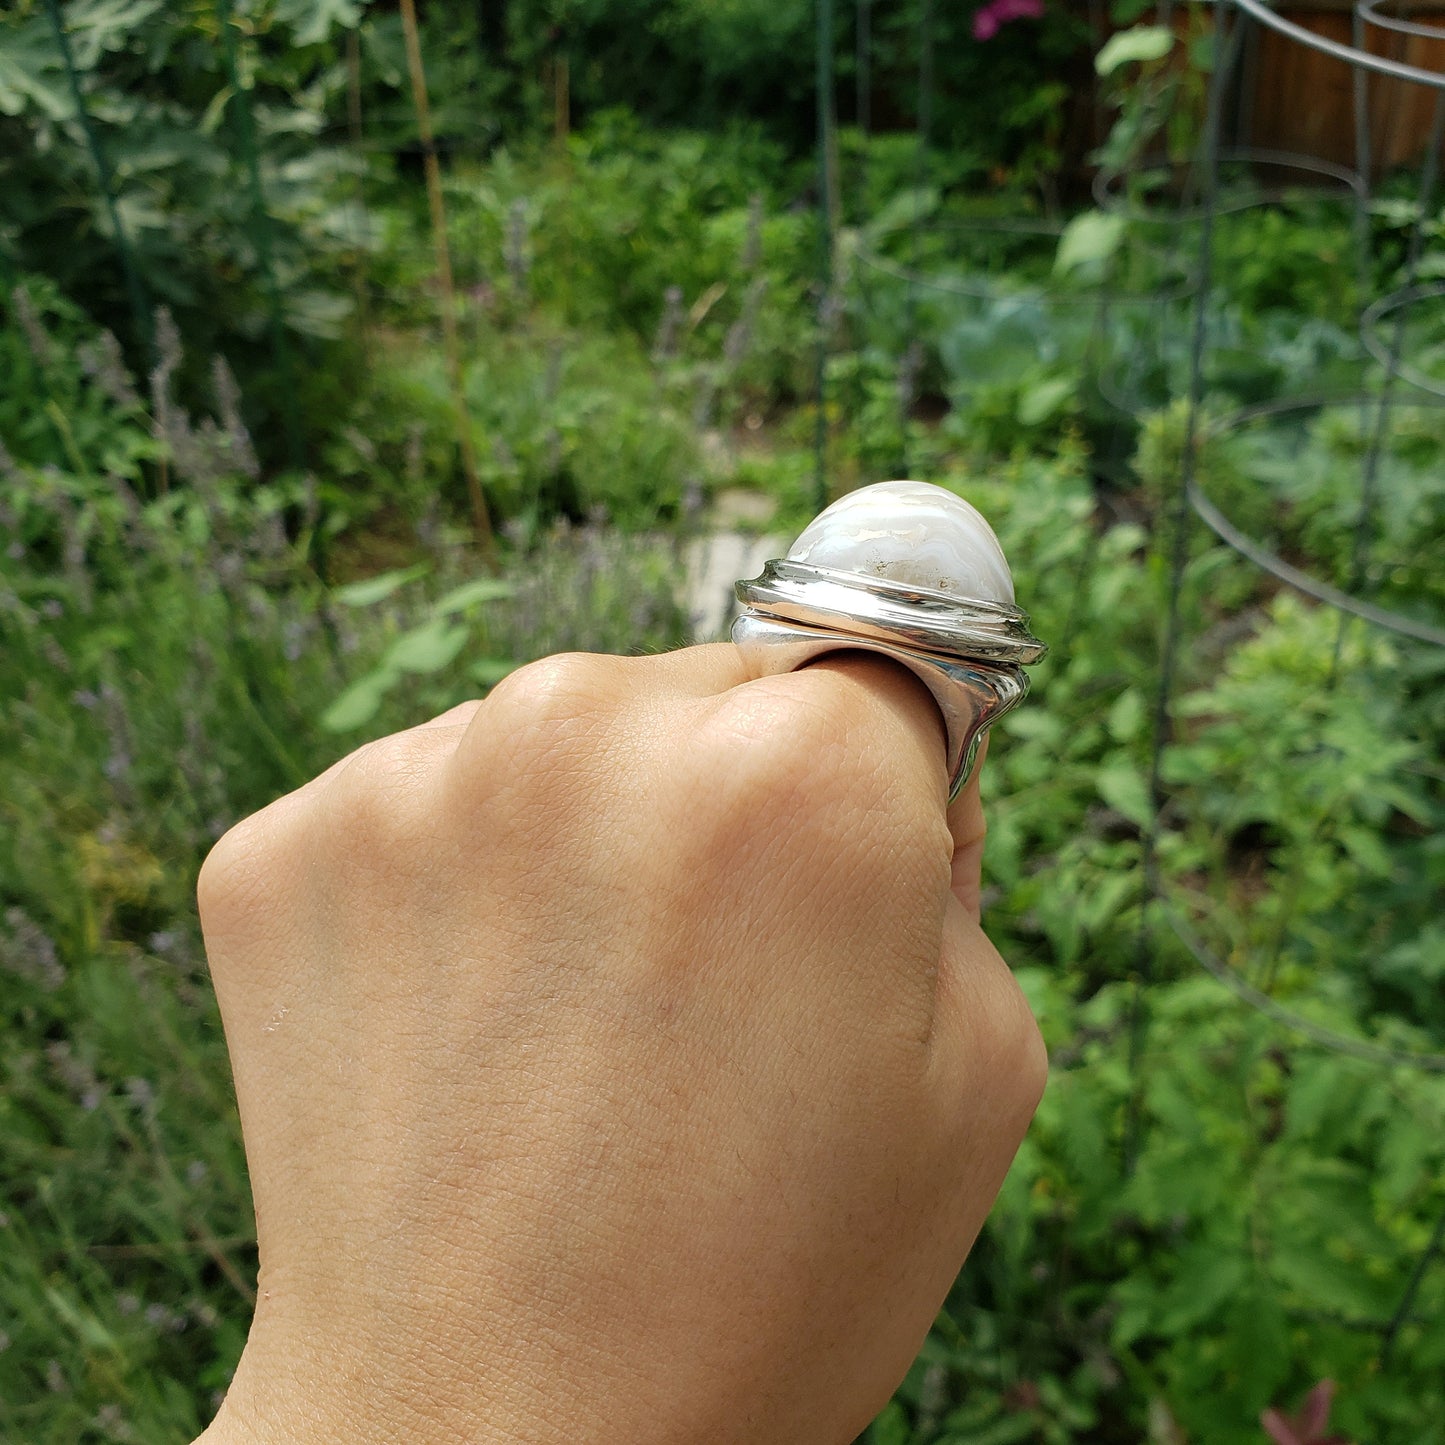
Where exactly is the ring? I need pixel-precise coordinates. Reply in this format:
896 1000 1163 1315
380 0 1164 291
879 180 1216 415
731 482 1047 801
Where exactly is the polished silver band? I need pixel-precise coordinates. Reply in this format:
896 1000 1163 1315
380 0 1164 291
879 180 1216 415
732 561 1047 801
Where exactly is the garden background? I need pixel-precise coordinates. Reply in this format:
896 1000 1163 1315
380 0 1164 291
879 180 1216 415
2 1 1444 1442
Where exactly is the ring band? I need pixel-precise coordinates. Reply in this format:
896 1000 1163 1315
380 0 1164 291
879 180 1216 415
732 560 1047 801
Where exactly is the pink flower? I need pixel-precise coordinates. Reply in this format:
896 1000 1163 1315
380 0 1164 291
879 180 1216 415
973 0 1045 42
1262 1381 1353 1445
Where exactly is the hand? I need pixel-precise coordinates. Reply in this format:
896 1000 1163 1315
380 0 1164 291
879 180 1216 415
193 644 1046 1445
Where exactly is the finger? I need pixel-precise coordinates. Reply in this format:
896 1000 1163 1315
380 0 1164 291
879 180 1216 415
643 642 754 697
928 891 1047 1130
450 645 749 781
776 652 994 922
784 652 995 864
946 736 989 923
787 649 949 803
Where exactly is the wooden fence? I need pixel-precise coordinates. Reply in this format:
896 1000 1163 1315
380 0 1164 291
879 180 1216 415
1229 2 1445 170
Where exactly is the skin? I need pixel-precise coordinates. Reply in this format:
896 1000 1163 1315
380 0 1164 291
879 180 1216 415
192 645 1047 1445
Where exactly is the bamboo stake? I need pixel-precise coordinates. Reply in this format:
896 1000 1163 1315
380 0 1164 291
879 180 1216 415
398 0 495 558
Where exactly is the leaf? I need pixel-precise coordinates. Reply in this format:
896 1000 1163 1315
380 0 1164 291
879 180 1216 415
64 0 166 68
1096 758 1153 828
1153 1242 1246 1335
1224 1285 1291 1409
1111 1283 1154 1351
43 1285 119 1352
1377 1110 1435 1209
283 286 354 340
199 85 234 136
868 1401 910 1445
385 617 469 675
1017 375 1074 427
320 669 396 733
1077 868 1136 933
861 185 939 244
1055 211 1125 277
0 25 68 121
1096 25 1174 76
940 302 1050 387
1107 688 1145 743
1005 708 1064 745
1281 1058 1345 1143
274 0 363 46
470 658 518 686
1051 1073 1112 1192
944 1414 1039 1445
1338 825 1393 877
332 564 430 607
433 578 515 615
1269 1240 1395 1320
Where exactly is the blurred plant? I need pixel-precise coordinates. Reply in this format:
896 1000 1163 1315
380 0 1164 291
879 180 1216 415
1093 12 1211 176
0 0 377 461
972 0 1045 45
5 65 1445 1445
1263 1380 1353 1445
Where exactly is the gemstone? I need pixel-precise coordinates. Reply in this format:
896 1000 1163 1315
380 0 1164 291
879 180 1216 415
785 481 1014 604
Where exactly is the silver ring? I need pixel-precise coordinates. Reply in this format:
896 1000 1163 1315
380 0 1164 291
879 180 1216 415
732 559 1047 802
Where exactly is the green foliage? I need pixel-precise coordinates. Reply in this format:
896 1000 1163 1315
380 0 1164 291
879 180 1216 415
0 279 691 1441
3 23 1445 1441
503 0 1093 176
1054 211 1126 280
1095 25 1174 78
1092 10 1209 175
1212 200 1360 322
313 121 823 529
0 0 375 449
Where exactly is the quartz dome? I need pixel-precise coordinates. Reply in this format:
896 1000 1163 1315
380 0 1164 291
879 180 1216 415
785 480 1014 605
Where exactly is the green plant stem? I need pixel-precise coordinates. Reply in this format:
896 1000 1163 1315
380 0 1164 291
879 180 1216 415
223 665 308 789
43 0 153 362
214 0 305 473
43 399 91 480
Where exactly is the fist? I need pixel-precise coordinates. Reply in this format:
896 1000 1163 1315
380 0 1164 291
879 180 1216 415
195 645 1045 1445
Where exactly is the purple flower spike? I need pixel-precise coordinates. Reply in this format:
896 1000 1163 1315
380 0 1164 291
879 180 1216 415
973 0 1044 42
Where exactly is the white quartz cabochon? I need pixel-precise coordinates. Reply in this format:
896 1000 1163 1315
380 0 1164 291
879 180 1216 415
785 480 1015 604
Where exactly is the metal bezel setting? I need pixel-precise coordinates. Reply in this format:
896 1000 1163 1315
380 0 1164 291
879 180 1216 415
734 559 1047 666
732 558 1048 800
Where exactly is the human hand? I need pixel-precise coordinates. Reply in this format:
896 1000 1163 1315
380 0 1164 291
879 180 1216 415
194 644 1045 1445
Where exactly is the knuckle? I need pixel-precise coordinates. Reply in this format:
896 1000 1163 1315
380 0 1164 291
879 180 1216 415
196 799 304 941
460 652 622 792
792 665 938 810
697 679 852 823
798 670 940 838
693 674 939 877
197 729 450 954
320 732 435 860
484 652 610 729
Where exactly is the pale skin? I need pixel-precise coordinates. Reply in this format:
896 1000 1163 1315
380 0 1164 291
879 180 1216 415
192 645 1047 1445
